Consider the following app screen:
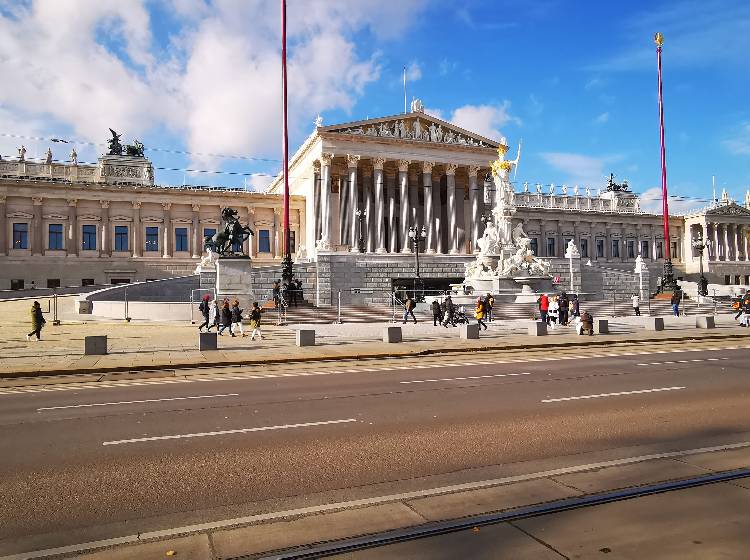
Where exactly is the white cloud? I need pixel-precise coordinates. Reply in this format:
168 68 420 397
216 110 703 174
593 112 610 124
449 101 521 141
541 152 625 186
637 187 706 215
247 173 272 192
405 60 422 82
439 58 457 76
584 76 604 90
723 122 750 156
424 107 445 121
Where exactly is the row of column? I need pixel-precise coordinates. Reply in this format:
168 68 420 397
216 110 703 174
706 222 750 262
315 154 484 254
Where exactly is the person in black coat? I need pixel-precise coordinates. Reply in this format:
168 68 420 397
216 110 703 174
442 296 456 327
198 294 211 331
558 292 570 326
218 302 235 336
431 300 442 326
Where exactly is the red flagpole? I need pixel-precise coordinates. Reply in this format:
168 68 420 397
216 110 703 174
655 32 670 261
281 0 291 280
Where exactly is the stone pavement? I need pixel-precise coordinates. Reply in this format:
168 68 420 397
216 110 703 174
1 296 747 378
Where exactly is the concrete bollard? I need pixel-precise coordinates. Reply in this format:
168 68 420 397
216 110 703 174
695 315 715 329
644 317 664 331
296 329 316 347
594 319 609 334
383 326 402 343
199 332 217 351
460 324 480 340
528 322 547 336
84 335 108 355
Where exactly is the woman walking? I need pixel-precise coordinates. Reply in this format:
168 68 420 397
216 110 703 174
26 301 46 341
218 301 235 336
249 302 263 340
475 297 488 330
230 300 246 337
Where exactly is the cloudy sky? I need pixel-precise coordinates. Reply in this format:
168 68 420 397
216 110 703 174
1 0 748 213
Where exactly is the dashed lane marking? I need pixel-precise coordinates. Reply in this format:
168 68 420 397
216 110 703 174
401 372 532 384
542 386 686 403
37 393 239 411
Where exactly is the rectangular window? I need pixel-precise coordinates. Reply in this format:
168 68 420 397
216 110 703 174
13 223 28 249
611 240 620 258
48 224 63 250
82 224 97 251
546 238 555 257
530 238 538 256
724 275 731 285
258 229 271 253
145 226 159 252
47 278 60 288
641 240 650 259
11 279 24 290
175 227 188 252
656 241 664 259
81 278 95 286
596 239 604 258
114 225 129 252
735 275 741 285
289 231 296 254
203 227 216 240
580 238 588 258
111 278 131 285
627 240 635 259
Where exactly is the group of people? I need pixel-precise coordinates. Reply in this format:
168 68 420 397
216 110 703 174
537 292 594 335
272 279 304 308
732 290 750 327
404 293 495 330
198 295 263 340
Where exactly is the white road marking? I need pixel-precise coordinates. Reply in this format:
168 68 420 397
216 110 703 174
102 417 358 446
400 372 531 384
542 386 686 403
9 439 750 560
37 393 239 411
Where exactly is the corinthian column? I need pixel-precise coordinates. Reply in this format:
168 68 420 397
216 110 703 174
423 161 435 254
468 166 480 253
319 152 333 249
312 161 321 242
191 204 201 258
32 197 43 256
132 201 141 257
387 170 397 253
723 223 729 261
162 202 172 258
363 166 374 253
0 196 6 256
347 154 360 252
399 160 411 253
373 157 387 253
100 201 110 257
445 163 458 254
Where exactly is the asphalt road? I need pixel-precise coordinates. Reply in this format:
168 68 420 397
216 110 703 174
1 340 749 556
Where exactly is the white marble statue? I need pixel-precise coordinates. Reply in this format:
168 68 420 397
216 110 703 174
564 239 580 259
45 147 52 165
573 185 579 196
70 148 78 164
634 253 647 273
18 145 26 161
313 114 323 127
410 97 424 113
194 246 218 273
585 186 591 197
476 221 501 256
535 183 542 194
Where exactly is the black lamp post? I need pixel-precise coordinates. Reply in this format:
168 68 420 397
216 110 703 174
692 235 711 297
408 225 427 299
355 208 367 253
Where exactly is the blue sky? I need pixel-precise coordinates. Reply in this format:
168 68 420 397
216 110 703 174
1 0 748 213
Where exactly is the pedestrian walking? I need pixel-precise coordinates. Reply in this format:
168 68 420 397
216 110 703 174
403 294 417 324
26 300 46 341
249 302 263 340
431 300 442 326
210 299 220 331
475 297 488 330
272 281 281 308
485 293 495 322
671 291 681 317
549 296 559 327
231 299 246 337
558 292 569 326
571 295 580 318
732 295 743 320
739 291 750 328
218 301 235 336
442 295 456 327
538 293 550 324
197 294 211 331
288 281 298 306
631 294 641 316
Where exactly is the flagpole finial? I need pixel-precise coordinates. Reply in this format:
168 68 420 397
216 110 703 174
654 32 664 47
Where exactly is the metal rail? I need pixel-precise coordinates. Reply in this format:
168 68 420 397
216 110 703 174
249 468 750 560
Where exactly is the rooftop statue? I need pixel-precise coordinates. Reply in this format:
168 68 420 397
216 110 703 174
410 97 424 113
204 207 254 257
125 140 145 157
107 129 123 155
605 172 631 193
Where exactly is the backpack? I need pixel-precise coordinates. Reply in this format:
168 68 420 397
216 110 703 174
199 301 206 313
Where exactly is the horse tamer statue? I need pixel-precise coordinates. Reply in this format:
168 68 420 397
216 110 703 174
204 208 253 257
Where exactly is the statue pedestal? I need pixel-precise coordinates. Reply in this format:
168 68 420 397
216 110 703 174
215 258 253 307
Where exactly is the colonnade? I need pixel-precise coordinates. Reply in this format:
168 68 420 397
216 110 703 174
693 222 750 262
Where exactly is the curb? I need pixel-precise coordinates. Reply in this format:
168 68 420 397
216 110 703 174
2 330 748 382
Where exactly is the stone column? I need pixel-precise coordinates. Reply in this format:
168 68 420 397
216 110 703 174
101 201 111 257
723 223 729 261
422 161 435 253
744 225 749 262
732 224 739 261
711 222 718 260
319 153 333 248
339 172 349 247
446 164 458 254
399 160 411 253
373 157 386 253
191 204 201 258
0 196 6 256
313 161 321 242
162 202 172 258
387 170 397 253
132 201 141 258
346 154 360 252
363 166 374 253
468 166 480 253
273 208 281 258
32 197 43 256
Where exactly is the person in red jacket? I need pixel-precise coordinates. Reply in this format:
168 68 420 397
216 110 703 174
538 293 550 325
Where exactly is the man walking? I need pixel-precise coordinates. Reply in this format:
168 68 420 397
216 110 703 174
558 292 569 326
443 295 456 327
670 291 681 317
231 299 246 337
26 300 46 341
218 301 235 336
249 302 263 340
403 294 417 324
272 281 281 308
631 293 641 316
485 293 495 322
431 300 442 326
198 294 211 331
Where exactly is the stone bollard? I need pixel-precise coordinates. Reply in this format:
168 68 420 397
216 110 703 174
460 324 480 340
695 315 715 329
528 322 547 336
644 317 664 331
199 332 217 351
84 335 107 355
594 319 609 334
383 326 402 343
296 329 315 347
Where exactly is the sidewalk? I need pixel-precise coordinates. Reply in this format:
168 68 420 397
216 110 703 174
1 297 747 378
67 435 750 560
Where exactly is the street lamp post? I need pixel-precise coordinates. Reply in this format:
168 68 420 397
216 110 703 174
408 225 427 298
355 208 367 253
692 235 711 297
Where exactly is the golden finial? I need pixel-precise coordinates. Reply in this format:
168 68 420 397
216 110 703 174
654 32 664 47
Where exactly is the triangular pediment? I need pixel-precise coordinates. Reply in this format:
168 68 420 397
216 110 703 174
318 111 500 149
704 202 750 216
